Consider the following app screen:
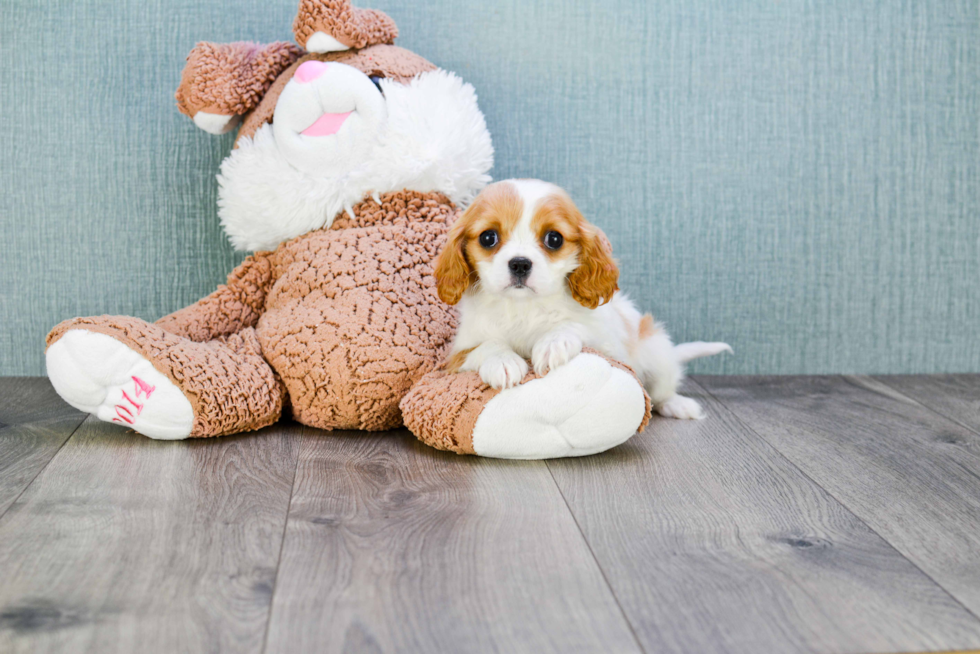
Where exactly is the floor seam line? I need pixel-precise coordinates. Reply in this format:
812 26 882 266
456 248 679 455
0 413 88 524
260 424 305 654
692 375 980 629
870 375 980 439
544 462 647 654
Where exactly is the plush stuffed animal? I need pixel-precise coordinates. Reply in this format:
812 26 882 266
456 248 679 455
45 0 654 459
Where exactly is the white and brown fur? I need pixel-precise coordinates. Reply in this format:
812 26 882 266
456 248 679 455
435 179 731 419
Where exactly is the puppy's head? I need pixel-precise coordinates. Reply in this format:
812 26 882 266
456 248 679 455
435 179 619 308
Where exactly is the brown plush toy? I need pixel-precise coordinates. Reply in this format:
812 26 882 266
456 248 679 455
45 0 653 459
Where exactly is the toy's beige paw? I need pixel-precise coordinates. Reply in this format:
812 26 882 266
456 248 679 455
656 394 704 420
531 331 582 376
479 351 529 390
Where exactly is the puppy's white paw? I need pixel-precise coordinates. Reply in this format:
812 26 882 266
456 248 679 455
531 332 583 376
656 394 704 420
479 351 529 390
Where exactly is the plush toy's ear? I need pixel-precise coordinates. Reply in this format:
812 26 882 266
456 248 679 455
568 225 620 309
175 41 302 135
434 215 475 305
293 0 398 53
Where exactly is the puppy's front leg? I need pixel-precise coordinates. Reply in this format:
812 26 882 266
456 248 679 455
459 341 529 390
531 328 583 377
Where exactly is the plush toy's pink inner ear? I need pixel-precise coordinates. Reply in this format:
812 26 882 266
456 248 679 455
295 60 330 84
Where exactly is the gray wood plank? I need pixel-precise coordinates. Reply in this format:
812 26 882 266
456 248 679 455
0 417 301 654
698 374 980 627
547 379 980 654
0 377 84 425
874 374 980 436
0 378 86 516
264 429 641 654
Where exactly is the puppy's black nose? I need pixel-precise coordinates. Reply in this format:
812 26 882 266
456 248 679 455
508 257 533 279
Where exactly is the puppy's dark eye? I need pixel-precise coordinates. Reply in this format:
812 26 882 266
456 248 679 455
478 230 498 248
543 231 564 250
369 75 385 94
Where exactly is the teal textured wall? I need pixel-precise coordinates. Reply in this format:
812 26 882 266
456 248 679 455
1 0 978 376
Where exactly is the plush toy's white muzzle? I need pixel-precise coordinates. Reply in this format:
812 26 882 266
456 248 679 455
273 61 386 176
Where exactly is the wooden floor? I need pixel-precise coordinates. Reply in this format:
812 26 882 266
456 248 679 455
1 376 979 654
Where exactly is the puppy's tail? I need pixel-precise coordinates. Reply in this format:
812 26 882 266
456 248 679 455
674 341 733 363
637 314 732 363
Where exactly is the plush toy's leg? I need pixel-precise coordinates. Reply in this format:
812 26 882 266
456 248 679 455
46 317 285 440
401 349 651 460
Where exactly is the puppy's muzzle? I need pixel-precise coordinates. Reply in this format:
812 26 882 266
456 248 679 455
508 257 533 282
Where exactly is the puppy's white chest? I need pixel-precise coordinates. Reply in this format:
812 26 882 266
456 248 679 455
456 294 588 357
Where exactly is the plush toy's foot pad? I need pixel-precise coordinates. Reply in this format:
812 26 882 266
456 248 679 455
46 329 194 440
472 353 648 459
401 349 651 460
47 316 286 439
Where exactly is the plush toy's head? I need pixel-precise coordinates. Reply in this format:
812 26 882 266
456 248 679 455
175 0 494 251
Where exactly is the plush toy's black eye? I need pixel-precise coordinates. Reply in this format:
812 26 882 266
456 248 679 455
479 230 498 248
544 231 564 250
369 75 385 93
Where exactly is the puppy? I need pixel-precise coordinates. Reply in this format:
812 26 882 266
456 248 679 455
433 179 731 420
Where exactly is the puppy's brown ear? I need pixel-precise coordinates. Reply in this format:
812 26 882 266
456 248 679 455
568 225 619 309
434 214 474 305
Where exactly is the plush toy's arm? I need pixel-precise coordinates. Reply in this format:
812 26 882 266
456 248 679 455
155 253 276 342
175 41 302 135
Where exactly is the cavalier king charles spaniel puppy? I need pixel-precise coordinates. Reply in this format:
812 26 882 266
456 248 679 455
434 179 731 420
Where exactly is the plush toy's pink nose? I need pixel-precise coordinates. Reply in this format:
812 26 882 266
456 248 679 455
294 60 330 84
